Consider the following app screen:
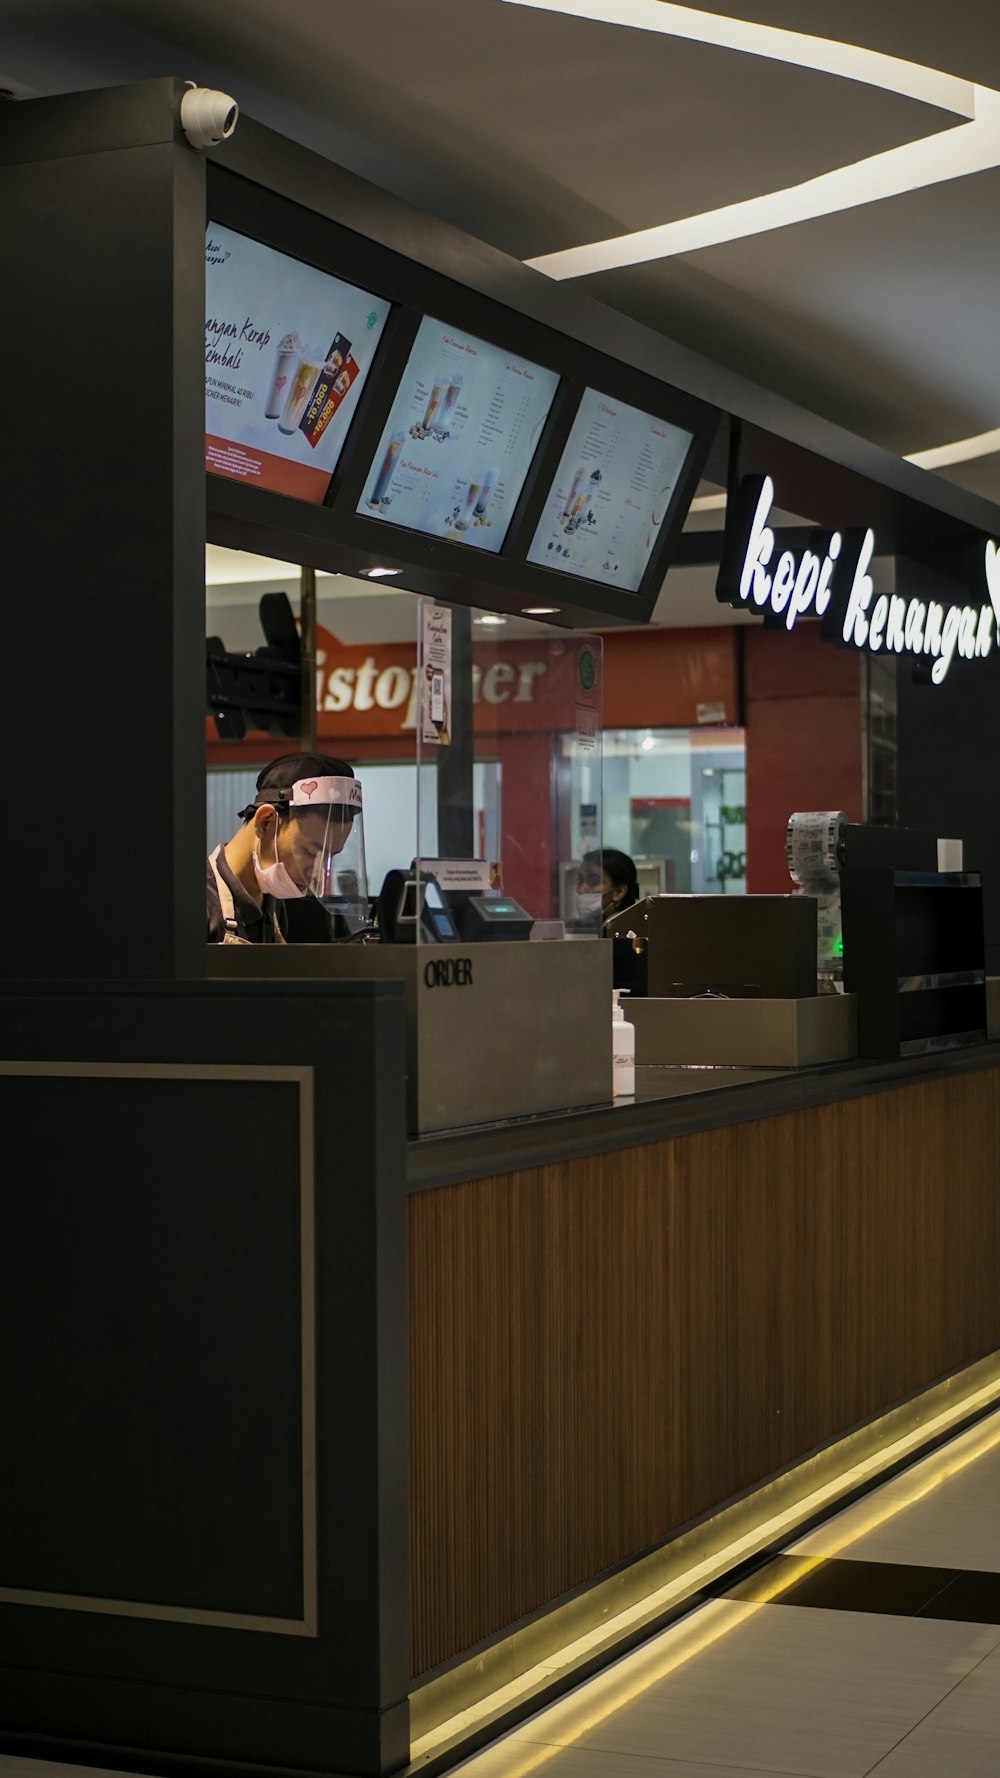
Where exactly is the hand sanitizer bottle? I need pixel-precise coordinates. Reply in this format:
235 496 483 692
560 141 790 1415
612 989 635 1098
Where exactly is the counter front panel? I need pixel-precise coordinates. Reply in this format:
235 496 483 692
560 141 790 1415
410 1061 1000 1675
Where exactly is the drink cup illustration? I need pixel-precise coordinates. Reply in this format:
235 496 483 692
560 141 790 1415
566 468 602 532
473 466 497 520
454 478 482 531
422 378 446 431
651 482 672 528
369 431 404 507
439 373 463 426
560 467 586 523
265 332 303 420
278 353 323 435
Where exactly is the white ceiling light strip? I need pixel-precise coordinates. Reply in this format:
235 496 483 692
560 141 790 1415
528 97 1000 276
500 1 1000 281
906 428 1000 470
502 0 972 112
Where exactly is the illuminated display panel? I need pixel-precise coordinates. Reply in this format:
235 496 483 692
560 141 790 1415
527 388 693 591
205 223 390 504
358 316 559 553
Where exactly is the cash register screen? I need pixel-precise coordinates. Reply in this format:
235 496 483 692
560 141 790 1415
422 877 458 939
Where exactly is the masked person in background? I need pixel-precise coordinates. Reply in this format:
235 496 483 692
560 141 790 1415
577 848 641 928
577 847 646 996
207 753 367 944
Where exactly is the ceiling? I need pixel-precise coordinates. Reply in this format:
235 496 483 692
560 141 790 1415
8 0 1000 621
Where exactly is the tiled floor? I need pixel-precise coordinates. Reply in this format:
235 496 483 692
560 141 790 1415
2 1408 999 1778
444 1406 1000 1778
787 1428 1000 1573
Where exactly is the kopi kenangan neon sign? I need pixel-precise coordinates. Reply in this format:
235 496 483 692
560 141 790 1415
716 475 1000 685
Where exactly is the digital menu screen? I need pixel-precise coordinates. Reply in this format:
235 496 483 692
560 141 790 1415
205 224 390 504
357 317 559 553
527 390 693 591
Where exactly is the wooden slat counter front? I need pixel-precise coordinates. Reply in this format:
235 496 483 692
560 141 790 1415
407 1047 1000 1683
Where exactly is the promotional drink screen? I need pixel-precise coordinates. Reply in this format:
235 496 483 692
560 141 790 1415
527 389 693 591
358 317 559 553
205 224 391 504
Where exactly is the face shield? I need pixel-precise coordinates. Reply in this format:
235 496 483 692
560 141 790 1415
286 774 369 929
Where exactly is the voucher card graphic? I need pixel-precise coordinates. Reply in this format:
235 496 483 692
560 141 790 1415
204 226 390 504
358 317 559 553
420 604 453 746
527 390 693 591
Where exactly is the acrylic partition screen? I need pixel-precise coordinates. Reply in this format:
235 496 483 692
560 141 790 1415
204 223 391 503
527 388 693 592
415 601 603 941
602 728 747 896
357 318 559 552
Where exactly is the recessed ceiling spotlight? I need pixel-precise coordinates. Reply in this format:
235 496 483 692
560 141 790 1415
474 612 508 626
363 566 401 578
641 734 656 751
522 605 560 615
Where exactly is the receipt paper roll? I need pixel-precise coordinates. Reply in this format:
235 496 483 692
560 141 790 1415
786 810 847 892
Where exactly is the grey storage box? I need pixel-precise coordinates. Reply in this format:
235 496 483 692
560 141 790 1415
209 939 612 1133
631 994 857 1068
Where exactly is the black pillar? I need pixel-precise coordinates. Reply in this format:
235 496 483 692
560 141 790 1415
1 79 206 980
436 604 474 856
897 649 1000 972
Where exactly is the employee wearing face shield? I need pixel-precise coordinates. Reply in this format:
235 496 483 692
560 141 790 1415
207 753 367 944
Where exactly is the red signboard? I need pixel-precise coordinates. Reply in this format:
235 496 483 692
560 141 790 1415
206 623 739 762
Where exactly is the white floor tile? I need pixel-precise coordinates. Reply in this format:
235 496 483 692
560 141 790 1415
869 1723 1000 1776
789 1414 1000 1572
917 1638 1000 1734
451 1744 814 1778
456 1603 1000 1778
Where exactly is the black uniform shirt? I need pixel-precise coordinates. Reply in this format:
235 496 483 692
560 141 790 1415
206 845 284 944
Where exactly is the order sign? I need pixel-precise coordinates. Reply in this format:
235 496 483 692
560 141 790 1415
204 224 390 504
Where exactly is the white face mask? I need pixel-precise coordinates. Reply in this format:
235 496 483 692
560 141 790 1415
252 816 307 900
574 891 602 920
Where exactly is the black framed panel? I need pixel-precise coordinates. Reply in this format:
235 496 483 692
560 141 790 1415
205 117 1000 569
205 159 719 625
508 383 710 607
0 979 411 1777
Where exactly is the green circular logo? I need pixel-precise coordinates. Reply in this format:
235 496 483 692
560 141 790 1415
578 646 597 693
367 310 379 329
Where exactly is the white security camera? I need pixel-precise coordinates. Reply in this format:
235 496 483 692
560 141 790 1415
181 84 239 150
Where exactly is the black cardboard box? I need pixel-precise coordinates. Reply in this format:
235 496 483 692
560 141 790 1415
607 894 817 1000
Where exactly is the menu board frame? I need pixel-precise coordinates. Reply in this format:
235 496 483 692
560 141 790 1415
205 159 719 627
204 221 393 505
353 315 563 557
523 389 695 594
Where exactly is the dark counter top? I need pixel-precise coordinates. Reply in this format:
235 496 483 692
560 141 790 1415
406 1040 1000 1191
